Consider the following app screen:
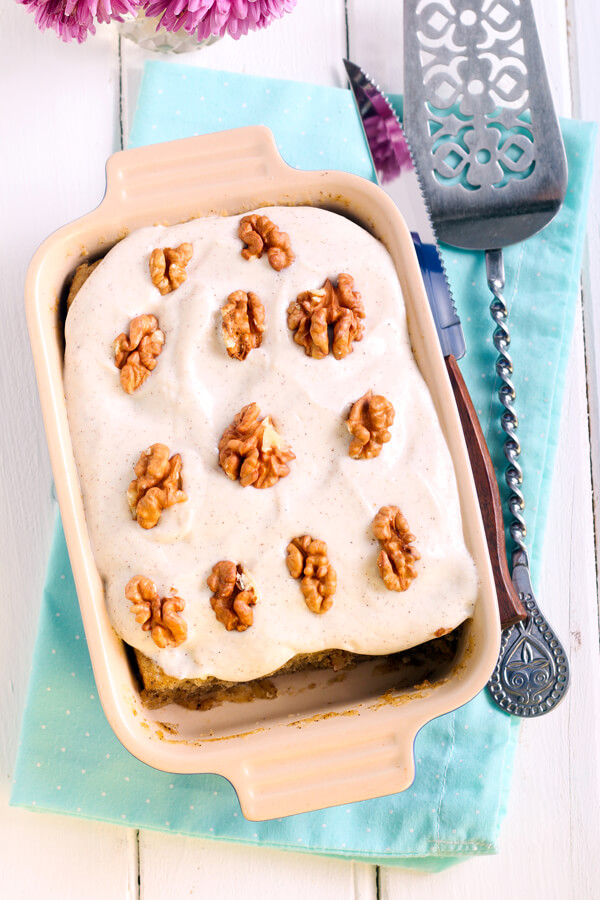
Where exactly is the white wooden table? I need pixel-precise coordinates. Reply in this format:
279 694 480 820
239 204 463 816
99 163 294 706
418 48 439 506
2 2 599 897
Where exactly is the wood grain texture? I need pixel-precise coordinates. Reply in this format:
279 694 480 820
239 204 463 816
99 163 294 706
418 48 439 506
1 1 598 898
347 0 403 92
567 0 600 578
1 15 121 770
4 805 138 900
139 835 376 900
0 9 135 900
353 0 600 897
125 4 374 897
120 0 349 144
445 355 526 627
380 310 600 900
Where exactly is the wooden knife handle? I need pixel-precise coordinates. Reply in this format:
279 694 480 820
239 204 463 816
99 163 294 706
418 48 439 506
445 354 527 628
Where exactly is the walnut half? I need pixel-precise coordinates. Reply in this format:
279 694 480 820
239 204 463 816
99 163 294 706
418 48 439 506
127 443 188 529
239 214 295 271
218 402 295 489
114 314 165 393
373 506 420 592
221 290 265 360
286 535 337 614
149 242 193 295
126 575 187 648
347 390 395 459
207 561 257 632
287 274 365 360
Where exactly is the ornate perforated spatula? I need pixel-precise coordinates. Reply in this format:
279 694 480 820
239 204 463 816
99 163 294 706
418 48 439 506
403 0 570 716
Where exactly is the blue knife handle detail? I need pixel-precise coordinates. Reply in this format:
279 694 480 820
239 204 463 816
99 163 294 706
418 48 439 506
411 233 466 360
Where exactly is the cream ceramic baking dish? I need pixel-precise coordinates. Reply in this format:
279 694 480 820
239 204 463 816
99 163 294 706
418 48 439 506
26 125 500 821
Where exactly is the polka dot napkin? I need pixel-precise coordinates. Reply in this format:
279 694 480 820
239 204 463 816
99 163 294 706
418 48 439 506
11 62 596 872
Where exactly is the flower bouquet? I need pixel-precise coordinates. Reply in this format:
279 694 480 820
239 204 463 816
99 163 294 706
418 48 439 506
16 0 297 45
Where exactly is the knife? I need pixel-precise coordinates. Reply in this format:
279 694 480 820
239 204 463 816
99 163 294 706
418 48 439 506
344 59 526 629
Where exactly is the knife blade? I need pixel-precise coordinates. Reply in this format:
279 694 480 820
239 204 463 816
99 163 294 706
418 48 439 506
344 58 526 629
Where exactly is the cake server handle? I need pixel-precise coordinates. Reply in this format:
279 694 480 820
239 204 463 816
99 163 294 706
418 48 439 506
488 549 570 715
485 250 570 715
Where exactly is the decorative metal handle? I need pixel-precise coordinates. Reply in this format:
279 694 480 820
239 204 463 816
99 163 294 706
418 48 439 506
488 551 570 716
486 249 527 553
485 249 570 716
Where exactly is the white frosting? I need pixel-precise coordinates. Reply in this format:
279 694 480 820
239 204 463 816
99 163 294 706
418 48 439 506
63 206 478 682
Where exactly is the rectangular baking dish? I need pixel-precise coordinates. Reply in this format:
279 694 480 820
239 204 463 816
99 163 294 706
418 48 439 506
26 125 500 821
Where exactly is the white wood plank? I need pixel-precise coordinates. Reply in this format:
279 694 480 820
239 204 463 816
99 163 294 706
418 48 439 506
120 0 348 146
564 5 600 893
4 796 139 900
1 16 122 769
350 1 599 898
1 8 136 900
139 834 376 900
530 0 574 117
567 0 600 576
381 310 600 900
3 2 597 899
126 3 375 897
347 0 404 92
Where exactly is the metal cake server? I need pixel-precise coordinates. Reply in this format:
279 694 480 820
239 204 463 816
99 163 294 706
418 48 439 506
404 0 570 715
344 58 526 631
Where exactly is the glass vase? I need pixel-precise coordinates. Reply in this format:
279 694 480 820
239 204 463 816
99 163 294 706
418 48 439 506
118 12 221 54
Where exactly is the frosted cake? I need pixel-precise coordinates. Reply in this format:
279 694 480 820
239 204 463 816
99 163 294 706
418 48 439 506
63 206 479 709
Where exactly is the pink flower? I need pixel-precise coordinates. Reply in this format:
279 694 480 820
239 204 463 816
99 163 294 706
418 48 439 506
143 0 297 40
17 0 143 43
365 113 412 185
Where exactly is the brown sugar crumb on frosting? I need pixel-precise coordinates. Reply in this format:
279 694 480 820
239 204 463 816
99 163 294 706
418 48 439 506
149 242 193 295
127 443 187 529
286 535 337 614
347 390 395 459
238 214 295 271
126 575 187 648
221 290 266 360
114 314 165 393
218 402 295 489
207 561 258 632
286 273 365 360
373 506 420 592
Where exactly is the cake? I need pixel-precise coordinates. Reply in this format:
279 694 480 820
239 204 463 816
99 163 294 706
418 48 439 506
63 206 479 709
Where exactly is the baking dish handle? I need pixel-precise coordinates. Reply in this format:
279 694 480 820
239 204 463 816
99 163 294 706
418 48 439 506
103 126 296 216
231 720 420 821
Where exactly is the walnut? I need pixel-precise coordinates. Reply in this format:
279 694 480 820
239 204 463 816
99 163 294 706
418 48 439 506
114 314 165 393
221 290 265 360
286 274 365 360
149 242 193 295
347 390 395 459
286 535 337 614
218 402 295 489
238 214 295 271
434 627 453 637
373 506 420 592
66 259 101 308
126 575 187 648
127 443 188 529
207 560 257 632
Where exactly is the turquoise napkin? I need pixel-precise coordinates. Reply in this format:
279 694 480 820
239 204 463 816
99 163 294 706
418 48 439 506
12 62 596 872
